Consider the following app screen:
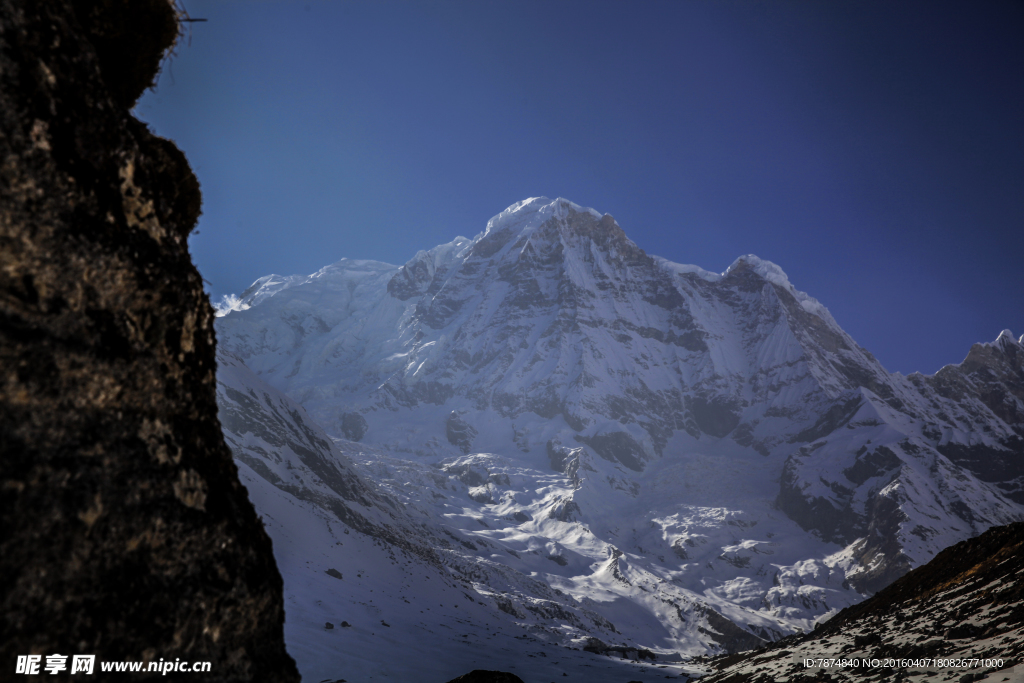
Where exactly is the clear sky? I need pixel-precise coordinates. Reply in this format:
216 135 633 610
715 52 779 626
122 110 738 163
136 0 1023 375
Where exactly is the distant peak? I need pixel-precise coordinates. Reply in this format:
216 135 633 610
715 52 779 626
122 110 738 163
724 254 837 326
724 254 803 296
725 254 788 284
993 329 1021 349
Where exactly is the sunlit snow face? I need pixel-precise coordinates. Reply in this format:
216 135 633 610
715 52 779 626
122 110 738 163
213 197 1024 678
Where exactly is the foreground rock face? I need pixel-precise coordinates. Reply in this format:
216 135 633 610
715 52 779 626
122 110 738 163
700 522 1024 682
0 1 298 679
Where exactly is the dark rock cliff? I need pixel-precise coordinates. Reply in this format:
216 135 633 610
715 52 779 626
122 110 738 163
0 1 299 679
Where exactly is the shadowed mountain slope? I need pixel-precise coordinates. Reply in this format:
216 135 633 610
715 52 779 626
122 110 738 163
701 522 1024 682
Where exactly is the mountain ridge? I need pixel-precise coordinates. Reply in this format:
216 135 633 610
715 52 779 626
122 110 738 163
213 197 1023 675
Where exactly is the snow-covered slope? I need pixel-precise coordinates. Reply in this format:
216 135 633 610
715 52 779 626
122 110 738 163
215 197 1024 674
217 347 713 681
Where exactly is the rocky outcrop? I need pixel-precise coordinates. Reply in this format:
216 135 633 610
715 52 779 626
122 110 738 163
340 411 368 441
575 431 648 472
547 440 585 487
446 411 477 454
0 1 297 679
580 637 657 661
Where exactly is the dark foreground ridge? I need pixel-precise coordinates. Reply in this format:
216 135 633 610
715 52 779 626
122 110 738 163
445 671 525 683
0 1 298 679
701 522 1024 682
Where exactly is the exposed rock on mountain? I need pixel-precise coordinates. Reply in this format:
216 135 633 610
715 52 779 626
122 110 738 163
215 197 1023 671
447 411 478 454
340 411 368 441
0 1 297 679
700 522 1024 682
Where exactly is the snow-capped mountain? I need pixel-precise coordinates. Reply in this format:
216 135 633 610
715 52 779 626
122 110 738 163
215 197 1023 675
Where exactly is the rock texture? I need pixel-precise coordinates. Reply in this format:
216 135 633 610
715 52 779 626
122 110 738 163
0 1 298 679
700 522 1024 682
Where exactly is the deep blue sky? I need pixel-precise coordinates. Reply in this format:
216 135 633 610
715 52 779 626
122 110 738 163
137 0 1023 375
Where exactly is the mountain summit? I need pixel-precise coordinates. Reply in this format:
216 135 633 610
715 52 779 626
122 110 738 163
215 198 1023 677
